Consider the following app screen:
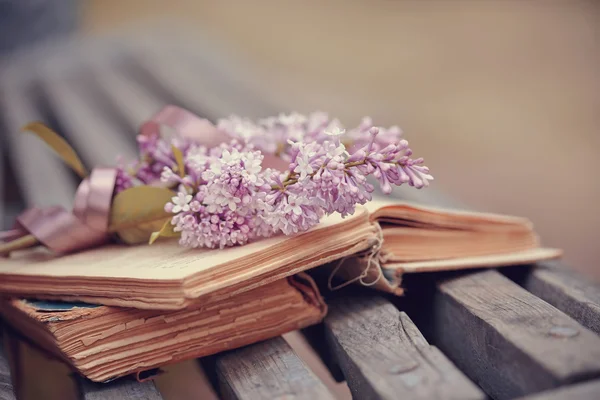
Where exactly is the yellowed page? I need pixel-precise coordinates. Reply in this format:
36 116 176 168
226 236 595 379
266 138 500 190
0 207 367 281
384 247 563 274
366 199 533 228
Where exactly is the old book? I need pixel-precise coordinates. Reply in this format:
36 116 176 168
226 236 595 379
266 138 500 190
0 274 325 382
327 199 562 295
0 208 376 310
0 201 560 308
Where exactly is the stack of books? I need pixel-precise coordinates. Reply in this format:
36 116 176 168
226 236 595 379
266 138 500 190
0 200 560 382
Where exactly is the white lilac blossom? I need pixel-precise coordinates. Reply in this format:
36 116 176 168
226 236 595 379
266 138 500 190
118 112 433 249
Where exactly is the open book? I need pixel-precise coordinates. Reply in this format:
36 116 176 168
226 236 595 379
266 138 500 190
0 201 561 309
329 199 562 295
0 208 375 310
0 274 325 382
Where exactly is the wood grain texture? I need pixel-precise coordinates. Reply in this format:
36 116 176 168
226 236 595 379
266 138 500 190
78 377 162 400
324 294 485 400
215 336 334 400
514 262 600 335
513 379 600 400
429 269 600 400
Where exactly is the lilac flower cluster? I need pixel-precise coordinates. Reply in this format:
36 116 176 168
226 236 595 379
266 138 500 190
114 134 195 192
118 112 432 249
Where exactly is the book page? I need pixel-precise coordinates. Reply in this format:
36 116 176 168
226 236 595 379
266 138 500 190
0 207 367 281
366 199 533 230
384 247 563 274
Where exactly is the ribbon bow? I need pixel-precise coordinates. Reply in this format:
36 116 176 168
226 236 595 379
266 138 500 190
1 168 116 254
1 105 284 257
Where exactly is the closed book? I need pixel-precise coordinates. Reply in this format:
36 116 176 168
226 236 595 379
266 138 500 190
0 274 325 382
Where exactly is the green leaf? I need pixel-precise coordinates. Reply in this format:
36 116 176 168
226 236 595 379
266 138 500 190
22 122 88 178
172 144 185 178
149 218 179 245
109 186 177 244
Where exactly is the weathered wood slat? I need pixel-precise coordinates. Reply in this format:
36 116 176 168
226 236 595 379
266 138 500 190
323 293 485 400
514 379 600 400
129 46 228 120
0 131 4 228
0 337 16 400
175 42 280 118
509 261 600 335
426 269 600 400
214 336 334 400
130 42 276 120
38 63 137 167
0 80 76 207
78 377 162 400
83 60 164 130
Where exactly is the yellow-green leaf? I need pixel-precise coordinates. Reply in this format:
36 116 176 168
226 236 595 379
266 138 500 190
21 122 88 179
172 144 185 178
149 218 179 245
109 186 176 244
0 234 39 257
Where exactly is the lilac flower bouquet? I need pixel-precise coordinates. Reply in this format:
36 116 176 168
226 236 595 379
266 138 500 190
117 110 433 249
0 106 432 256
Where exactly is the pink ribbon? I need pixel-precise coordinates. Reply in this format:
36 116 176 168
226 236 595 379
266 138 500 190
141 105 289 170
3 168 116 254
140 105 224 147
2 105 289 254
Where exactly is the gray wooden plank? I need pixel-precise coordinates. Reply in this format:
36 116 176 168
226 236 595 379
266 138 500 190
384 168 600 397
511 261 600 336
0 79 76 207
0 128 4 228
38 61 137 168
215 336 334 400
323 293 485 400
130 40 278 120
79 377 162 400
427 269 600 400
513 380 600 400
0 341 16 400
129 46 232 120
82 59 164 131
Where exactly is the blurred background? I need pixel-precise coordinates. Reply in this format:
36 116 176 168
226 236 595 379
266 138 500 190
0 1 598 399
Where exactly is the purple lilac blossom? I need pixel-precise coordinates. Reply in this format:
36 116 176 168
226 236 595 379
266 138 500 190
117 112 433 248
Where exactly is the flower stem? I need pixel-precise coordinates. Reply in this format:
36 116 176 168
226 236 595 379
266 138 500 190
271 158 372 190
344 160 367 168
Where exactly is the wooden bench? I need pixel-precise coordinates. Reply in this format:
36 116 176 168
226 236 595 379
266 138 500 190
1 36 600 400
